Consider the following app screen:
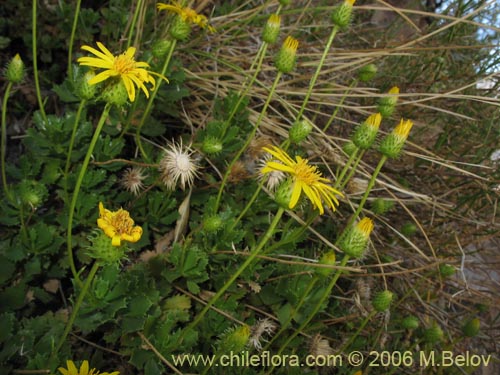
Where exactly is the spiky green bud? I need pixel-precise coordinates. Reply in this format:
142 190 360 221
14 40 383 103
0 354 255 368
342 140 357 156
358 64 377 82
5 54 25 83
352 113 381 149
377 86 399 118
76 71 97 100
337 217 374 259
401 316 420 330
86 231 127 265
18 180 48 208
217 325 250 353
274 36 299 73
372 290 393 312
170 15 191 41
262 14 281 44
439 264 455 278
379 118 413 159
371 198 394 215
462 318 480 337
316 251 336 277
331 0 356 30
423 323 444 344
289 119 313 144
164 294 192 311
203 214 224 233
274 179 294 210
152 39 174 59
101 80 128 106
401 222 418 237
202 136 223 154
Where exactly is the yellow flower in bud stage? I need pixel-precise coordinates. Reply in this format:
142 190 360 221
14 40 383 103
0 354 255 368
262 14 281 44
157 2 215 32
352 113 382 149
377 86 400 117
77 42 164 102
261 146 343 215
274 36 299 73
332 0 356 29
58 360 119 375
97 202 142 247
337 217 374 259
379 118 414 158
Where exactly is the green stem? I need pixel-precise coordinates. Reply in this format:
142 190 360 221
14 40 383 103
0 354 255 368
323 79 357 133
67 0 82 78
135 40 177 160
52 262 100 357
1 82 13 202
182 207 285 341
64 99 86 199
67 103 112 285
295 25 339 122
345 155 387 229
339 149 365 190
32 0 48 125
339 310 376 353
126 0 143 49
335 147 358 189
272 254 350 362
229 180 265 232
263 277 319 351
214 71 282 211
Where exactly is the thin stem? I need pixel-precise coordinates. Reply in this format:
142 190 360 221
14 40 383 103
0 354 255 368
214 71 282 211
32 0 48 125
67 103 112 285
1 82 13 201
64 99 86 198
345 155 387 229
271 255 350 364
323 79 357 133
67 0 82 77
181 207 285 341
229 180 265 232
334 147 359 189
339 310 376 353
126 0 144 50
52 262 100 357
295 26 339 122
135 40 177 160
339 149 365 190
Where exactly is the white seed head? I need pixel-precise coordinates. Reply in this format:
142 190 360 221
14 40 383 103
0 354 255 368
159 140 200 190
120 167 147 195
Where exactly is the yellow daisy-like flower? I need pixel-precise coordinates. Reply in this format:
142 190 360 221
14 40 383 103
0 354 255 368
261 146 343 214
393 118 414 140
77 42 160 102
58 360 119 375
157 2 215 32
97 202 143 247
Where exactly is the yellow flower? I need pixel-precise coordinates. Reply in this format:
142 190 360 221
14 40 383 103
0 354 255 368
77 42 161 102
97 202 142 247
58 360 119 375
393 118 414 140
157 2 215 32
261 146 343 214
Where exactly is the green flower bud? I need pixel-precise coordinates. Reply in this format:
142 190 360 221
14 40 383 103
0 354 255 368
170 15 191 41
371 198 394 215
439 264 455 278
279 0 291 5
401 316 420 330
462 318 480 337
358 64 377 82
101 80 128 106
5 54 25 83
331 0 356 30
377 86 399 118
274 36 299 73
262 14 281 44
217 325 250 353
316 251 336 277
202 136 223 154
423 322 444 344
152 39 174 59
379 118 413 159
18 180 48 208
337 217 374 259
86 230 127 265
289 119 313 144
203 214 224 233
352 113 381 149
401 222 418 237
372 290 393 312
343 140 357 156
274 179 294 210
76 70 97 100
